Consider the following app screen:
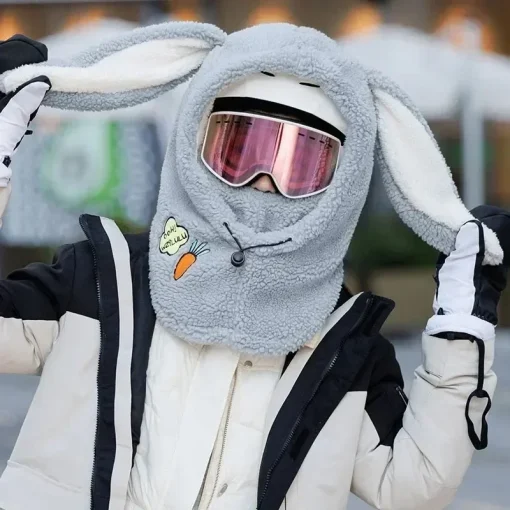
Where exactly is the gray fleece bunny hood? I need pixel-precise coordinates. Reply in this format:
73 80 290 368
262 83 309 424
1 21 503 355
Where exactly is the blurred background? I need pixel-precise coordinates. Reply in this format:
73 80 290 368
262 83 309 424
0 0 509 508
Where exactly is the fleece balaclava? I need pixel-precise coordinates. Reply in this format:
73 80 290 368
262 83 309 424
1 21 503 355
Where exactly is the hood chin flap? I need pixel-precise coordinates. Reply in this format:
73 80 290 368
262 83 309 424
148 155 358 355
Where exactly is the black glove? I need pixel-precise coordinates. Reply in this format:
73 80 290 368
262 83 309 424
428 205 510 340
0 35 51 184
427 205 510 450
469 205 510 323
0 34 47 77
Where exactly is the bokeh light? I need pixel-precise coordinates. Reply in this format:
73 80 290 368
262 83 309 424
436 5 498 52
337 3 382 37
247 4 295 25
0 10 23 40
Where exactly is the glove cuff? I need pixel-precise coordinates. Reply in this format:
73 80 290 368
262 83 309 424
426 313 495 342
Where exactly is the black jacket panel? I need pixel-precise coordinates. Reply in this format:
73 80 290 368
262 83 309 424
0 244 76 320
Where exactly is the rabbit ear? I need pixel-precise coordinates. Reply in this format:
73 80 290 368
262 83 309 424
371 79 503 265
1 22 226 111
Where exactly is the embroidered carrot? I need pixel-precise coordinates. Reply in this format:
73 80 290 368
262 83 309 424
173 240 210 280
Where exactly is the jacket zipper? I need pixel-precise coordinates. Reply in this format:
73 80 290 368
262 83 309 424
396 385 408 406
80 217 104 510
257 294 374 509
205 369 238 509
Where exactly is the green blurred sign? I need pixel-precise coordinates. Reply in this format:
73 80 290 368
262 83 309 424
39 120 123 218
1 116 162 246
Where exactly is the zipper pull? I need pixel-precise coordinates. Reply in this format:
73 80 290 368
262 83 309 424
396 385 408 406
357 295 395 337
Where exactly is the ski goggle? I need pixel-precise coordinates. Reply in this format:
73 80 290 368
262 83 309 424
201 112 344 198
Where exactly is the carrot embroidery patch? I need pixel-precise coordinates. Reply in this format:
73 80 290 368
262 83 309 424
160 217 189 256
174 240 210 280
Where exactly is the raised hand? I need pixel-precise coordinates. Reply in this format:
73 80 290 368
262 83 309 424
426 205 510 449
427 206 510 342
0 35 51 186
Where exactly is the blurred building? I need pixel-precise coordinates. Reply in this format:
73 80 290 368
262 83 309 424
0 1 508 49
2 0 510 211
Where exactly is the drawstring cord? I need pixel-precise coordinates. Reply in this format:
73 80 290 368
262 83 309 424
439 331 491 450
223 222 292 267
465 336 491 450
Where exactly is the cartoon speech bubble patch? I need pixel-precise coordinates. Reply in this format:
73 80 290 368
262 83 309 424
160 217 189 256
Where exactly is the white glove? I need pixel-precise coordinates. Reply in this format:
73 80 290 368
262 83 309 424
425 207 509 450
426 214 508 342
0 76 51 187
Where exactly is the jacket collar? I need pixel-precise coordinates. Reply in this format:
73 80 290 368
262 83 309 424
304 287 360 350
259 291 395 510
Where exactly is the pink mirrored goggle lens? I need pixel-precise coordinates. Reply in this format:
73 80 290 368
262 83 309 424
201 113 343 198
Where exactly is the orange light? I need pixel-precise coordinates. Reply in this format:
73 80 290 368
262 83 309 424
436 5 498 52
64 8 105 31
0 11 23 40
338 4 382 37
168 0 202 21
171 7 202 22
247 5 295 25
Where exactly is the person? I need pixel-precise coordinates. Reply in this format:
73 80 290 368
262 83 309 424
0 22 508 510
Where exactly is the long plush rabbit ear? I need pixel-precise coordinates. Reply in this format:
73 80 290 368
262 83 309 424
0 22 226 112
369 73 503 264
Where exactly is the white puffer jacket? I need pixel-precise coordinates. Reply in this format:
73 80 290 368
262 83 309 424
0 211 497 510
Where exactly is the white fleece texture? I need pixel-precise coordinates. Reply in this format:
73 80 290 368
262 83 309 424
2 39 211 94
375 90 467 231
2 21 502 353
1 22 227 113
375 89 502 265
